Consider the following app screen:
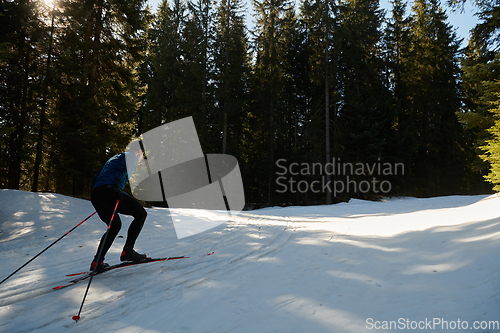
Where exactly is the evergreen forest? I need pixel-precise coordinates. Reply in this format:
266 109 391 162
2 0 500 207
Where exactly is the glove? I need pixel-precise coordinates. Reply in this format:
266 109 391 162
112 184 123 201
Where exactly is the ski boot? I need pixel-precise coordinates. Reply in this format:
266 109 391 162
120 247 149 262
90 258 110 273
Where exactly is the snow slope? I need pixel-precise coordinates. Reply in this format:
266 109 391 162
1 189 500 332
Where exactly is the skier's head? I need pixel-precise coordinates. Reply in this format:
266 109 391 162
126 139 145 162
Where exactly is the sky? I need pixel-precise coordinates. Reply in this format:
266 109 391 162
147 0 479 47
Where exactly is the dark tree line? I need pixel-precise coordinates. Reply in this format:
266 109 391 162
0 0 497 206
1 0 150 195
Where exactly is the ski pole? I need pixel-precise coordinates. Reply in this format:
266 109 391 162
0 211 97 286
73 199 119 322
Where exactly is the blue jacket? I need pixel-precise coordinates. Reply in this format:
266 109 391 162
93 152 137 190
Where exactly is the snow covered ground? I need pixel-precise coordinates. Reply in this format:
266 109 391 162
1 189 500 332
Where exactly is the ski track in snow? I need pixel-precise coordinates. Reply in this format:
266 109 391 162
1 189 500 332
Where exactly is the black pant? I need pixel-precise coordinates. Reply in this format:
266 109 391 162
90 186 147 260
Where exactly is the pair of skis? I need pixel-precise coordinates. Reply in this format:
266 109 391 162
54 252 214 290
65 251 213 322
53 256 187 290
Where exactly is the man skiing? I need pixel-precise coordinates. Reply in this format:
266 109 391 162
90 144 148 273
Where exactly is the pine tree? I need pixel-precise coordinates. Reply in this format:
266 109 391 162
50 0 150 195
213 0 251 155
32 1 58 192
405 0 467 195
459 41 498 188
458 0 500 193
383 0 414 194
0 0 47 190
299 0 339 203
469 0 500 51
336 0 392 166
252 0 297 204
480 81 500 191
183 0 216 151
140 0 186 131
